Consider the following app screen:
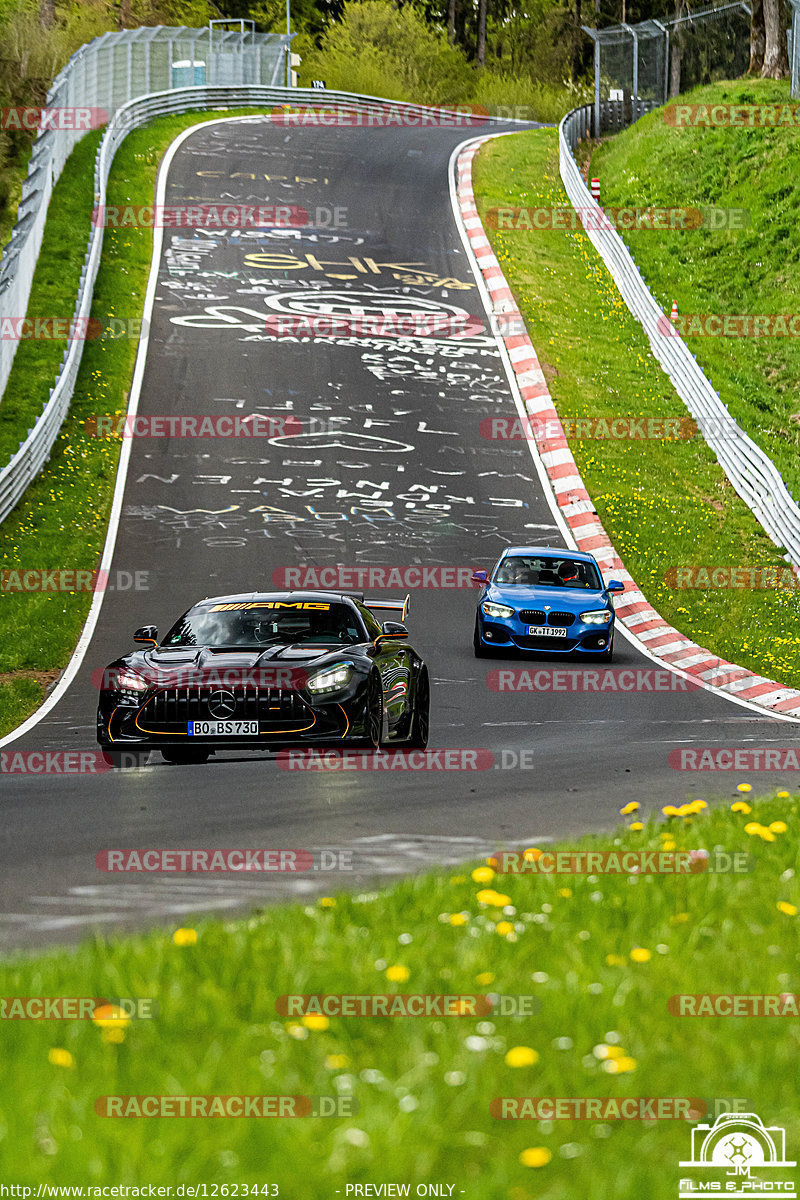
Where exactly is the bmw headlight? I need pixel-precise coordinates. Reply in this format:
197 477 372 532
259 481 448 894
580 608 613 625
481 601 514 619
307 663 354 695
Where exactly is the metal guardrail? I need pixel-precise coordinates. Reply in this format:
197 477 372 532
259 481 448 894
0 86 508 526
559 101 800 569
0 27 290 401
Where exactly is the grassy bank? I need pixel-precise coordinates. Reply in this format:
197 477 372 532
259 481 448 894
473 126 800 685
591 78 800 504
0 793 796 1193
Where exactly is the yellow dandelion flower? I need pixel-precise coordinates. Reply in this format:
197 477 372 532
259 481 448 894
769 821 787 833
48 1048 75 1068
472 866 495 884
662 838 677 851
629 822 644 832
449 913 468 926
777 902 798 916
475 971 495 985
630 948 652 963
318 897 336 908
605 954 626 966
731 802 752 813
385 965 410 983
620 802 640 815
505 1046 539 1068
519 1147 552 1168
777 791 789 799
557 887 573 898
605 1055 637 1073
92 1004 131 1029
737 784 752 793
172 927 197 946
326 1054 349 1069
496 921 514 936
523 847 543 862
662 805 680 817
301 1013 330 1031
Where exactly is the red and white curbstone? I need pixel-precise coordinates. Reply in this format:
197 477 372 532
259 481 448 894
456 140 800 718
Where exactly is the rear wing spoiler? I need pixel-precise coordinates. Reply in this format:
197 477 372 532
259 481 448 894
364 594 411 623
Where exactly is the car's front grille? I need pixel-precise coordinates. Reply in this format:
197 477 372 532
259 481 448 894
138 686 313 733
518 610 575 627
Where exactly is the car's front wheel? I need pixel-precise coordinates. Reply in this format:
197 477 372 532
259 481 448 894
356 671 384 749
407 667 430 749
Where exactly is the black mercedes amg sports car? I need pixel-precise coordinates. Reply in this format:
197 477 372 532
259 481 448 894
96 590 430 767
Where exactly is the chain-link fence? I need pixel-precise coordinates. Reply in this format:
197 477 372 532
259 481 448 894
0 26 289 399
790 0 800 95
583 3 752 135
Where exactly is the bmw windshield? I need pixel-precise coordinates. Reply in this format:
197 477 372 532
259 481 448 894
493 556 603 590
162 602 367 648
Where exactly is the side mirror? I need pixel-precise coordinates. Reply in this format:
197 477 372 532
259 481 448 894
471 570 489 584
134 625 158 646
380 621 408 637
607 581 625 593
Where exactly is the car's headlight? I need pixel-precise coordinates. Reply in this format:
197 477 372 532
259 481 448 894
307 663 354 695
110 669 149 692
482 601 514 619
580 608 613 625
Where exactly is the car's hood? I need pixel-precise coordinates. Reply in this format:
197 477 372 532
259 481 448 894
115 644 360 687
485 585 609 610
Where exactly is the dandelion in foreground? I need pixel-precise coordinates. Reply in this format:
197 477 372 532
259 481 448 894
48 1048 75 1068
385 965 410 983
172 927 197 946
519 1147 552 1167
505 1046 539 1068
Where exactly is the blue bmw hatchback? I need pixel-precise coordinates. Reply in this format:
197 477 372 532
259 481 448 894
472 547 625 661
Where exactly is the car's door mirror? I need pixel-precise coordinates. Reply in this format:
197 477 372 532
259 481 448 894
379 621 408 638
607 581 625 593
471 570 489 584
134 625 158 646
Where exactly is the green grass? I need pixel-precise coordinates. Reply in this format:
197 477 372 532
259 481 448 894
0 793 797 1193
473 126 800 686
592 78 800 504
0 108 282 739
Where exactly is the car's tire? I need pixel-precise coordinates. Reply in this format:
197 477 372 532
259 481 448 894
473 619 492 658
161 747 211 765
100 749 150 769
407 667 430 749
356 670 384 750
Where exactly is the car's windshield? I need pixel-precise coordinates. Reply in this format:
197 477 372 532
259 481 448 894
163 602 366 648
493 556 602 590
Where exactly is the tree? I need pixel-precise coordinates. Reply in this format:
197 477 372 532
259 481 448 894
748 0 765 73
476 0 486 65
761 0 788 77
